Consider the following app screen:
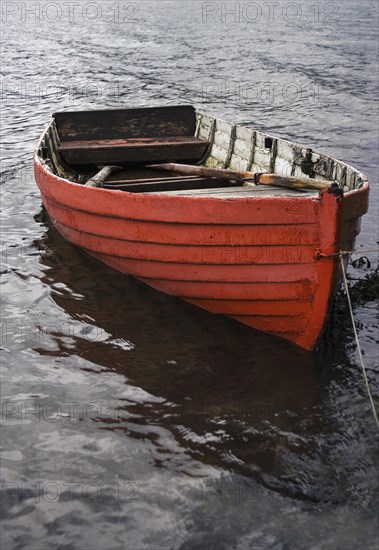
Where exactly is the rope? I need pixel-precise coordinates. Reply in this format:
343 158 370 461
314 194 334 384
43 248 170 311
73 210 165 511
339 255 379 428
320 248 379 258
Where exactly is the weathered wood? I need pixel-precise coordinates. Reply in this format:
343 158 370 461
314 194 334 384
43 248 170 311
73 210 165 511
104 177 230 193
48 122 79 181
103 167 183 182
106 175 201 185
251 174 330 190
54 106 197 141
153 186 317 198
149 163 334 190
58 136 210 166
85 166 122 187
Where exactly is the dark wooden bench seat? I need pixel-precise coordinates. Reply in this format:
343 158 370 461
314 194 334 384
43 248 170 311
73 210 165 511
58 136 210 165
53 105 209 167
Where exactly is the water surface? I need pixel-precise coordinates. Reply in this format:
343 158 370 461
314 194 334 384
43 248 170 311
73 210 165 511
1 1 378 548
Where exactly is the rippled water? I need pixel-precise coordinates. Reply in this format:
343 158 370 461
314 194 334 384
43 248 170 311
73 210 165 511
1 1 378 548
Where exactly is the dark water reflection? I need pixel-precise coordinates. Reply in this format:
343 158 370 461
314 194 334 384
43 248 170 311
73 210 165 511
1 0 378 548
36 221 322 489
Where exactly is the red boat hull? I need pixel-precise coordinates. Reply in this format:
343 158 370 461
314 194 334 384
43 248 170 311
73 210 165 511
34 153 369 350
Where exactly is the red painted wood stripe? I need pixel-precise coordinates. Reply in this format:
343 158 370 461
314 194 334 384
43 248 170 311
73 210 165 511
55 221 317 265
80 254 315 283
129 277 314 301
45 197 320 246
35 162 320 225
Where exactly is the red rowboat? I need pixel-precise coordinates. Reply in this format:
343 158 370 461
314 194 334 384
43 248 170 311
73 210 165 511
33 106 369 350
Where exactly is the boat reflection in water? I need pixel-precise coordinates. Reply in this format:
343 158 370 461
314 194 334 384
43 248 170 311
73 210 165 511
33 215 331 502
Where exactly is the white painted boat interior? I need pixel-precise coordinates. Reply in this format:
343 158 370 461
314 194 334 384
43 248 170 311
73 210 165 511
38 112 368 198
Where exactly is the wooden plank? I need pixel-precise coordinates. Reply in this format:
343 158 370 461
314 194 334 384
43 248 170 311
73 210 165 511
106 175 200 185
104 177 230 193
59 136 208 149
58 136 210 166
153 186 317 197
44 196 320 245
104 167 183 181
53 106 196 141
149 162 330 189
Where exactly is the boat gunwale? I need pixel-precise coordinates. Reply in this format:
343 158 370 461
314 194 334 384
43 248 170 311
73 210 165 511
34 115 370 203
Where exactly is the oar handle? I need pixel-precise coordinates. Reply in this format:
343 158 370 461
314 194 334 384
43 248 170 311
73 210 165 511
149 163 333 191
247 173 331 191
149 163 247 183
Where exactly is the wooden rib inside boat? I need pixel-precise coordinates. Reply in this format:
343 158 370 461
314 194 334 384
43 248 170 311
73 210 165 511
34 105 369 351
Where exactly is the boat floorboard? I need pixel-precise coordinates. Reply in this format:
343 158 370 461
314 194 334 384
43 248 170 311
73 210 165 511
142 186 319 198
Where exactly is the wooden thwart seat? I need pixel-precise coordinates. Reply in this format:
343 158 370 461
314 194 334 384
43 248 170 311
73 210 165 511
54 105 209 166
58 136 209 165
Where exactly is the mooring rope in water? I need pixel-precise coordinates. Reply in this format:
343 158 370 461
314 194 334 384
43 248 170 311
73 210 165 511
339 254 379 428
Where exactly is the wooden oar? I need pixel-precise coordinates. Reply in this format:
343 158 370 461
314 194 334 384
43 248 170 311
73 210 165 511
148 162 333 191
85 165 122 187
